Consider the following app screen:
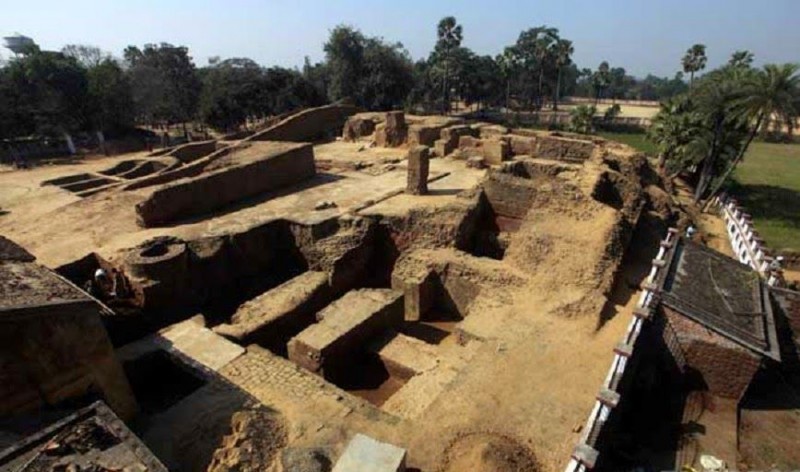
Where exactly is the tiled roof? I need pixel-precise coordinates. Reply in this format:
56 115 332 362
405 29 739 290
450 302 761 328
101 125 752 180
658 237 780 360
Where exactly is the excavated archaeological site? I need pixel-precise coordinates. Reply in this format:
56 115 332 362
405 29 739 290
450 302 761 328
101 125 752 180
0 105 714 471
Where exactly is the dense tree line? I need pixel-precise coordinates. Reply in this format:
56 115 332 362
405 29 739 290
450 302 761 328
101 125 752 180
0 17 714 143
648 48 799 203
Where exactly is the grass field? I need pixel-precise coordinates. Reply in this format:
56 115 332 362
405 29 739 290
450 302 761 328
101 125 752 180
597 132 658 156
729 142 800 252
596 132 800 252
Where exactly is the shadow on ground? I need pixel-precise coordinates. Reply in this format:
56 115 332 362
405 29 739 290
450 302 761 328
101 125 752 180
728 183 800 247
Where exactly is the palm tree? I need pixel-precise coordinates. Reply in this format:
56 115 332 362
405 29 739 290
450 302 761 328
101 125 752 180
569 104 596 134
552 39 573 111
592 61 611 104
703 63 800 206
648 97 697 170
497 47 519 118
532 27 558 109
729 50 754 68
690 69 743 201
436 16 463 114
682 44 707 87
514 26 558 110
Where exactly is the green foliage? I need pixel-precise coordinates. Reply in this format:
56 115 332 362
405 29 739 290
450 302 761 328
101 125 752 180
323 25 413 110
568 104 596 134
86 58 134 132
591 61 611 102
730 142 800 251
597 132 658 155
729 50 754 69
124 43 200 124
199 58 326 131
4 49 89 136
682 43 707 84
603 103 621 122
649 57 800 203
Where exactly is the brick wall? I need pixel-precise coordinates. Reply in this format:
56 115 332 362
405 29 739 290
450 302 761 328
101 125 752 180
663 306 761 399
136 143 315 227
248 104 360 142
0 301 137 420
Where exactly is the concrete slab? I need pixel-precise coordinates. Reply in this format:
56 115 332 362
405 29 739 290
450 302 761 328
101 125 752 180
118 319 245 373
371 332 439 379
332 433 406 472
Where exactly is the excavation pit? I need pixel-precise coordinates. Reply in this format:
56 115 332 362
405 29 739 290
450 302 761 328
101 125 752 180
123 350 206 415
0 116 674 471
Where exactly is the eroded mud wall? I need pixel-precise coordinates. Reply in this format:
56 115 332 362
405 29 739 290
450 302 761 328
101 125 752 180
248 104 360 142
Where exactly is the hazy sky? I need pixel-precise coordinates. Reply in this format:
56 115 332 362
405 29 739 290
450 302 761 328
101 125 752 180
2 0 799 77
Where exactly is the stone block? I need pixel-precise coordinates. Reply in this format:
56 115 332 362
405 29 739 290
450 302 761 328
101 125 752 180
535 135 595 163
483 139 511 165
407 125 442 147
477 124 509 139
433 139 450 158
509 135 537 156
371 332 438 380
213 271 333 350
458 135 482 150
391 267 436 321
343 116 376 141
332 434 406 472
406 146 430 195
467 157 486 169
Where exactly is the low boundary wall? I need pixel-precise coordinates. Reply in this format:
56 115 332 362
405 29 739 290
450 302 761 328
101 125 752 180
246 104 361 143
565 228 678 471
715 193 783 287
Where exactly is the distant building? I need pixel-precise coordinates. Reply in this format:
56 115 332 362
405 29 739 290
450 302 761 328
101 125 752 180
3 34 36 55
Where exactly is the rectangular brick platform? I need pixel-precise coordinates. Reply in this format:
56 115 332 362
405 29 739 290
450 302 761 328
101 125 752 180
214 271 333 351
287 289 403 380
136 142 315 227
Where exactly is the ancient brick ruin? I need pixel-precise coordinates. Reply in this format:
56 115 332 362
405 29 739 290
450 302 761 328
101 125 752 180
2 107 799 472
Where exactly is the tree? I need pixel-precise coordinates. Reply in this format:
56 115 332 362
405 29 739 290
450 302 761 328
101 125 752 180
5 49 90 150
199 57 264 131
324 25 366 103
552 39 573 110
62 44 107 68
703 63 800 206
124 43 200 128
86 58 134 133
323 25 413 111
729 50 754 68
514 26 558 109
434 16 463 113
456 51 501 111
682 44 707 87
358 38 414 110
496 47 520 115
569 104 596 134
608 67 628 101
592 61 611 104
648 96 703 170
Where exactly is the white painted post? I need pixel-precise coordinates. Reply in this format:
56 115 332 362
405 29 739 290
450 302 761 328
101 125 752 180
63 132 76 155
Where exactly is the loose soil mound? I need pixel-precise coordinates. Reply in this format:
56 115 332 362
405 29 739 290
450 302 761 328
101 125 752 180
439 432 540 472
207 407 287 472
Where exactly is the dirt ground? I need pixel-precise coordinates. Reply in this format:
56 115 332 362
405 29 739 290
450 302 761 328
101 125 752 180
0 134 674 472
